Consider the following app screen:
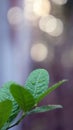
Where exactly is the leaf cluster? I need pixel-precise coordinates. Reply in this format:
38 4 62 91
0 69 67 130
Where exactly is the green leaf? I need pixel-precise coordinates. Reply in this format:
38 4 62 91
1 122 9 130
10 84 35 112
25 69 49 100
0 82 20 124
36 80 67 103
0 100 12 129
29 105 63 114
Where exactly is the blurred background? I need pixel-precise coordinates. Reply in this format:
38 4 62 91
0 0 73 130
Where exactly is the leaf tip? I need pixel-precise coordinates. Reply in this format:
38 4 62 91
62 79 68 83
57 105 63 109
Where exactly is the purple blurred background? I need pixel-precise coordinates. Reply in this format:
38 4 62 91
0 0 73 130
